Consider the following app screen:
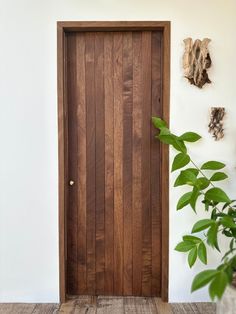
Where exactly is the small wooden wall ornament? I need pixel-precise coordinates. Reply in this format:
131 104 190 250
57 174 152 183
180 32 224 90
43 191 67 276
183 38 212 88
208 107 225 141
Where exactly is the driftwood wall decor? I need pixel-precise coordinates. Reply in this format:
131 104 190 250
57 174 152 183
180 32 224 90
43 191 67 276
208 107 225 141
183 38 212 88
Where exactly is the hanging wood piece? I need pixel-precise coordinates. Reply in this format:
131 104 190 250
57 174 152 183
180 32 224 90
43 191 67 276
208 107 225 141
183 38 212 88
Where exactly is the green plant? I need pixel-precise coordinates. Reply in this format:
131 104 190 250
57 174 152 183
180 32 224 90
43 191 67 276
152 116 236 300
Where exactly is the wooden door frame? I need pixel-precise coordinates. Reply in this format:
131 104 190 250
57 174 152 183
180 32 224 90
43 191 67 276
57 21 170 303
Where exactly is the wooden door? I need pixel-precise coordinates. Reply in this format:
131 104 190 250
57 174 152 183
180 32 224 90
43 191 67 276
66 30 163 297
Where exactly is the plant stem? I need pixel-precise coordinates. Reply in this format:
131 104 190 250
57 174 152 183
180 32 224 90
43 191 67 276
189 157 222 213
190 158 215 188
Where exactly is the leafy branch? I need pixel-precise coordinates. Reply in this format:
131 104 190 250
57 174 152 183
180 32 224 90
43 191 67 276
152 117 236 300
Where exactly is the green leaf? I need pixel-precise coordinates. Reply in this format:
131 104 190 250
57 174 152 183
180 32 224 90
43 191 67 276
183 235 202 243
195 177 210 190
179 132 201 142
209 271 229 300
192 219 215 233
210 172 228 182
174 174 185 187
190 187 201 211
172 137 187 153
174 169 197 187
198 242 207 264
224 265 233 283
231 229 236 238
175 241 195 252
152 117 167 129
187 168 199 176
158 131 187 154
205 188 230 203
188 246 198 268
177 192 192 210
159 127 171 135
158 133 175 145
211 208 217 220
228 207 236 217
231 256 236 268
201 161 225 170
172 153 190 172
203 199 211 211
207 223 220 251
191 270 218 292
220 216 236 229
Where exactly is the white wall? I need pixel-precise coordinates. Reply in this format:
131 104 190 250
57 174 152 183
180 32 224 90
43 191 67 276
0 0 236 303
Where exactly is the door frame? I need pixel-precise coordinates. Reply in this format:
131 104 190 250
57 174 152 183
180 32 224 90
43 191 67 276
57 21 170 303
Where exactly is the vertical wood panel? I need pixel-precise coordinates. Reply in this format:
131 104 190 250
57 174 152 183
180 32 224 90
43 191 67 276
123 32 133 296
65 28 166 298
113 32 124 295
141 31 152 296
95 32 105 295
85 32 96 295
151 31 162 296
58 24 66 302
76 33 87 294
132 31 142 296
67 33 78 295
161 23 170 302
104 32 114 295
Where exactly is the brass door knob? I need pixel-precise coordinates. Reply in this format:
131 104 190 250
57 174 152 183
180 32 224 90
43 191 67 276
69 180 75 186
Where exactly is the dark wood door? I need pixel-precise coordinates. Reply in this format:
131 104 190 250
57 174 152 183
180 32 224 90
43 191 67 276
66 30 163 297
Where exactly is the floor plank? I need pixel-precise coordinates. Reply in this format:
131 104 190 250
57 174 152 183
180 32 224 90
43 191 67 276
0 303 36 314
171 303 198 314
153 298 172 314
33 303 59 314
0 297 216 314
59 296 97 314
124 297 157 313
189 303 201 314
74 296 97 314
97 296 124 314
58 298 76 313
195 302 216 314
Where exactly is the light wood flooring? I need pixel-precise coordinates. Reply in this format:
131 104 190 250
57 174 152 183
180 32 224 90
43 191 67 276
0 296 216 314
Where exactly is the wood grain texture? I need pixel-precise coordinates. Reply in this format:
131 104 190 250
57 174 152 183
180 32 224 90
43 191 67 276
32 304 59 314
59 296 97 314
67 33 78 294
123 31 133 296
0 304 35 314
124 297 157 314
76 32 87 294
132 32 143 296
97 297 124 314
153 298 172 314
0 299 216 314
113 32 124 296
58 21 170 302
141 31 152 297
85 32 96 295
95 32 105 295
151 31 162 296
57 21 171 32
104 32 114 295
64 27 169 298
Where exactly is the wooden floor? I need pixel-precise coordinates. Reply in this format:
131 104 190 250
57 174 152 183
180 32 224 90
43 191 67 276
0 296 216 314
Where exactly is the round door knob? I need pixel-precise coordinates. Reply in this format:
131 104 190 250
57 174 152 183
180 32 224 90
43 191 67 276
69 180 75 186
